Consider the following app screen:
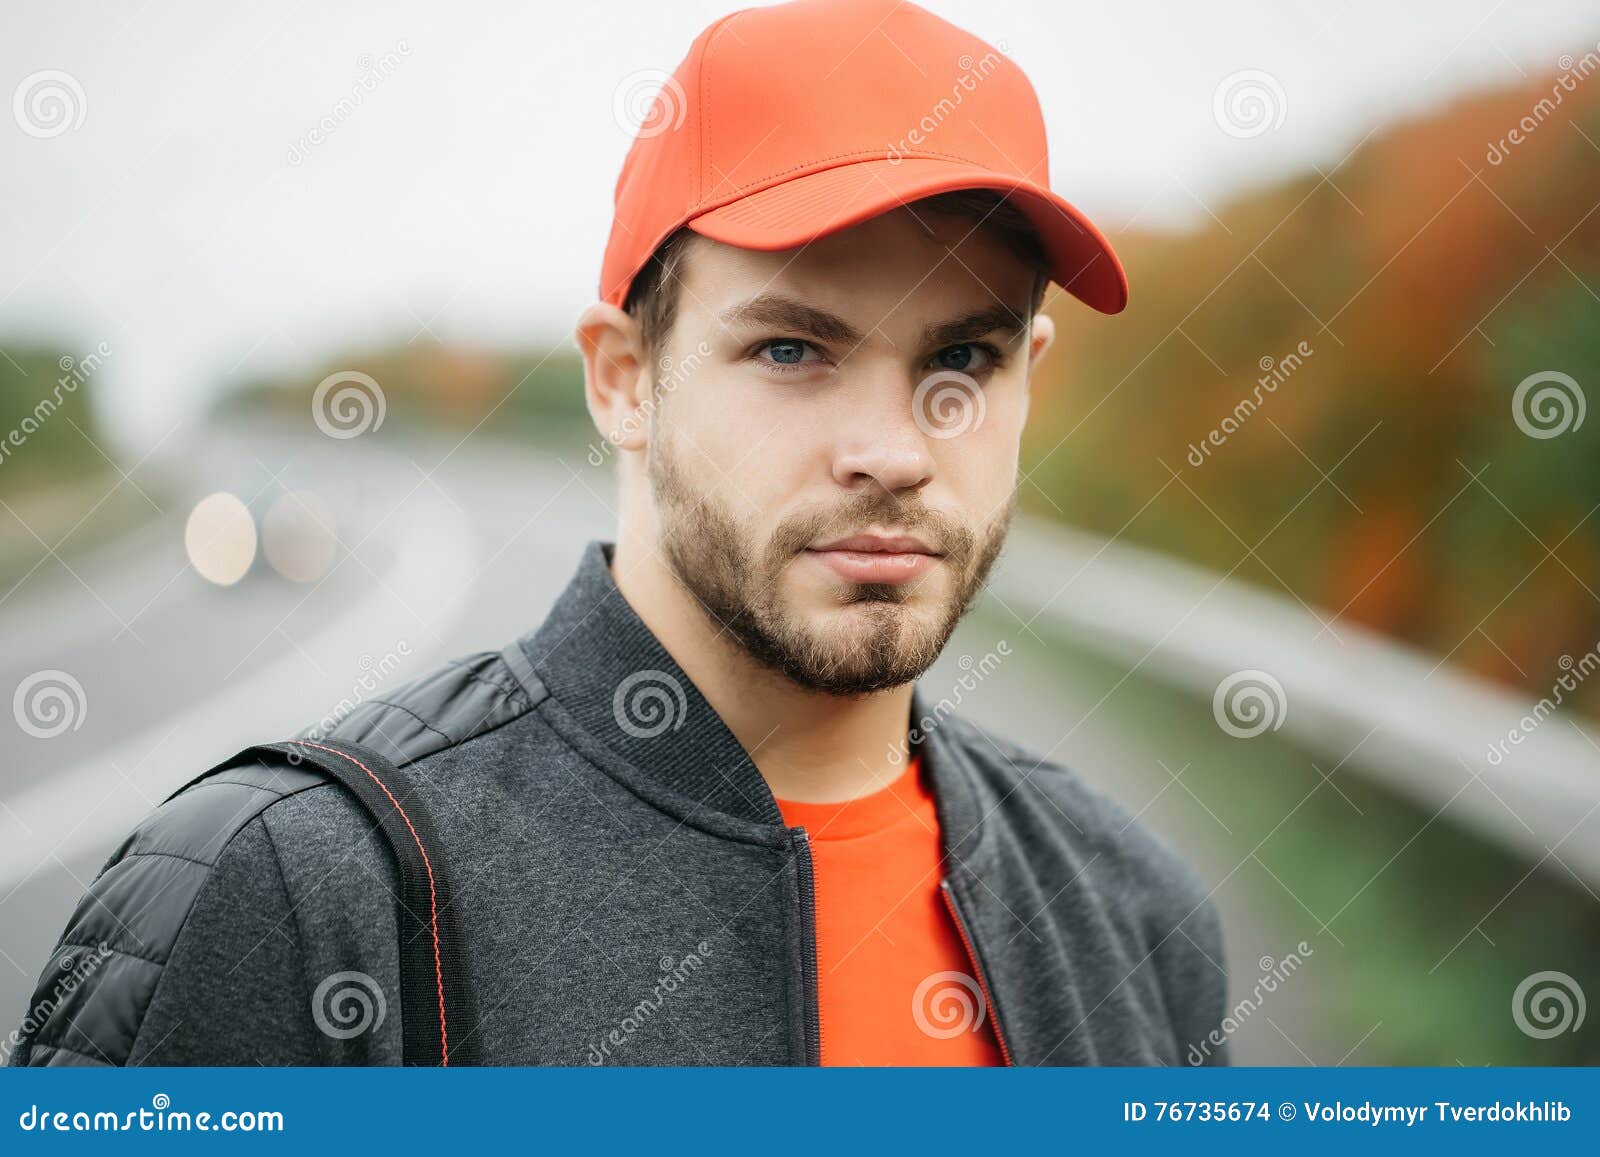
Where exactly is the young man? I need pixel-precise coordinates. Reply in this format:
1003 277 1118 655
12 0 1228 1066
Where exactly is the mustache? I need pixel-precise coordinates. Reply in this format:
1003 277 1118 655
764 493 977 572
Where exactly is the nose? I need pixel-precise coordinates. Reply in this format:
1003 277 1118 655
829 368 936 495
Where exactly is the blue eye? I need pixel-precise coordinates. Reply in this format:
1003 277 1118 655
766 340 808 364
933 344 993 373
754 339 822 369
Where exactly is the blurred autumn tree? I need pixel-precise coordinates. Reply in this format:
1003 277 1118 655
224 342 591 443
1026 61 1600 715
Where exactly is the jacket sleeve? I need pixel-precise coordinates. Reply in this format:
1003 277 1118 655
1106 788 1234 1067
9 773 332 1066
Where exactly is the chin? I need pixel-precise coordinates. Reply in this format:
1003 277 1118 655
736 593 952 697
804 563 947 605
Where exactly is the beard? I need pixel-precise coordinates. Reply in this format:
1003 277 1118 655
647 430 1013 697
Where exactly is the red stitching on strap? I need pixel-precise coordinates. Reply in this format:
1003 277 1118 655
293 740 451 1066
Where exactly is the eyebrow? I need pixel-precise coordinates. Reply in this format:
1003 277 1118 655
718 294 863 345
923 305 1032 349
718 293 1032 351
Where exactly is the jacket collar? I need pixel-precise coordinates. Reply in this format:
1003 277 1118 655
516 541 986 857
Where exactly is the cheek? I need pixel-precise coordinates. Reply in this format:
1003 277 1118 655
662 372 819 507
935 443 1018 520
939 386 1024 499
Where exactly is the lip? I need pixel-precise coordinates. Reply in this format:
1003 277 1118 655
809 531 938 555
804 530 941 585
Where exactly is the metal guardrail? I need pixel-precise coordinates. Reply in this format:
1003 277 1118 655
995 516 1600 887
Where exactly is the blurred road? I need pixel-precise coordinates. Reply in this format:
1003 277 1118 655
0 425 1315 1063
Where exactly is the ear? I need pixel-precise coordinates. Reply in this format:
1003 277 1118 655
1018 311 1055 425
574 302 650 453
1027 311 1055 370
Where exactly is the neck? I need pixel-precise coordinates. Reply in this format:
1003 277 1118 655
612 529 913 805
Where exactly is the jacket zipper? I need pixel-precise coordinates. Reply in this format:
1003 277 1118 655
939 878 1015 1066
793 828 823 1066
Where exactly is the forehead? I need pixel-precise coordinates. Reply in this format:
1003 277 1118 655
676 205 1037 336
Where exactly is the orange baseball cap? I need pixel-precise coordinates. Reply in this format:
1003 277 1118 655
599 0 1128 314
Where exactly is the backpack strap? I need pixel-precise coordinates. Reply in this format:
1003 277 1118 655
177 738 480 1066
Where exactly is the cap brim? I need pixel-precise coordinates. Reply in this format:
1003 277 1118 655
686 157 1128 314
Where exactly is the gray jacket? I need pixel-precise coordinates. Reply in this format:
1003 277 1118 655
11 541 1230 1066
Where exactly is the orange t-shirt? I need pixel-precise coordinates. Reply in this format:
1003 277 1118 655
775 755 1006 1066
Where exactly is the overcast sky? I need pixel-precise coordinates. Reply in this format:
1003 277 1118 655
3 0 1598 448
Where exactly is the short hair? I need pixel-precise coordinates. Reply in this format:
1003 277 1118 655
623 189 1051 359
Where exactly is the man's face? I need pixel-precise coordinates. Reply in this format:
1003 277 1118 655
644 205 1046 696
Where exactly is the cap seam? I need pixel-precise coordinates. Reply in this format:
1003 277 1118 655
693 149 1006 217
699 9 750 212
